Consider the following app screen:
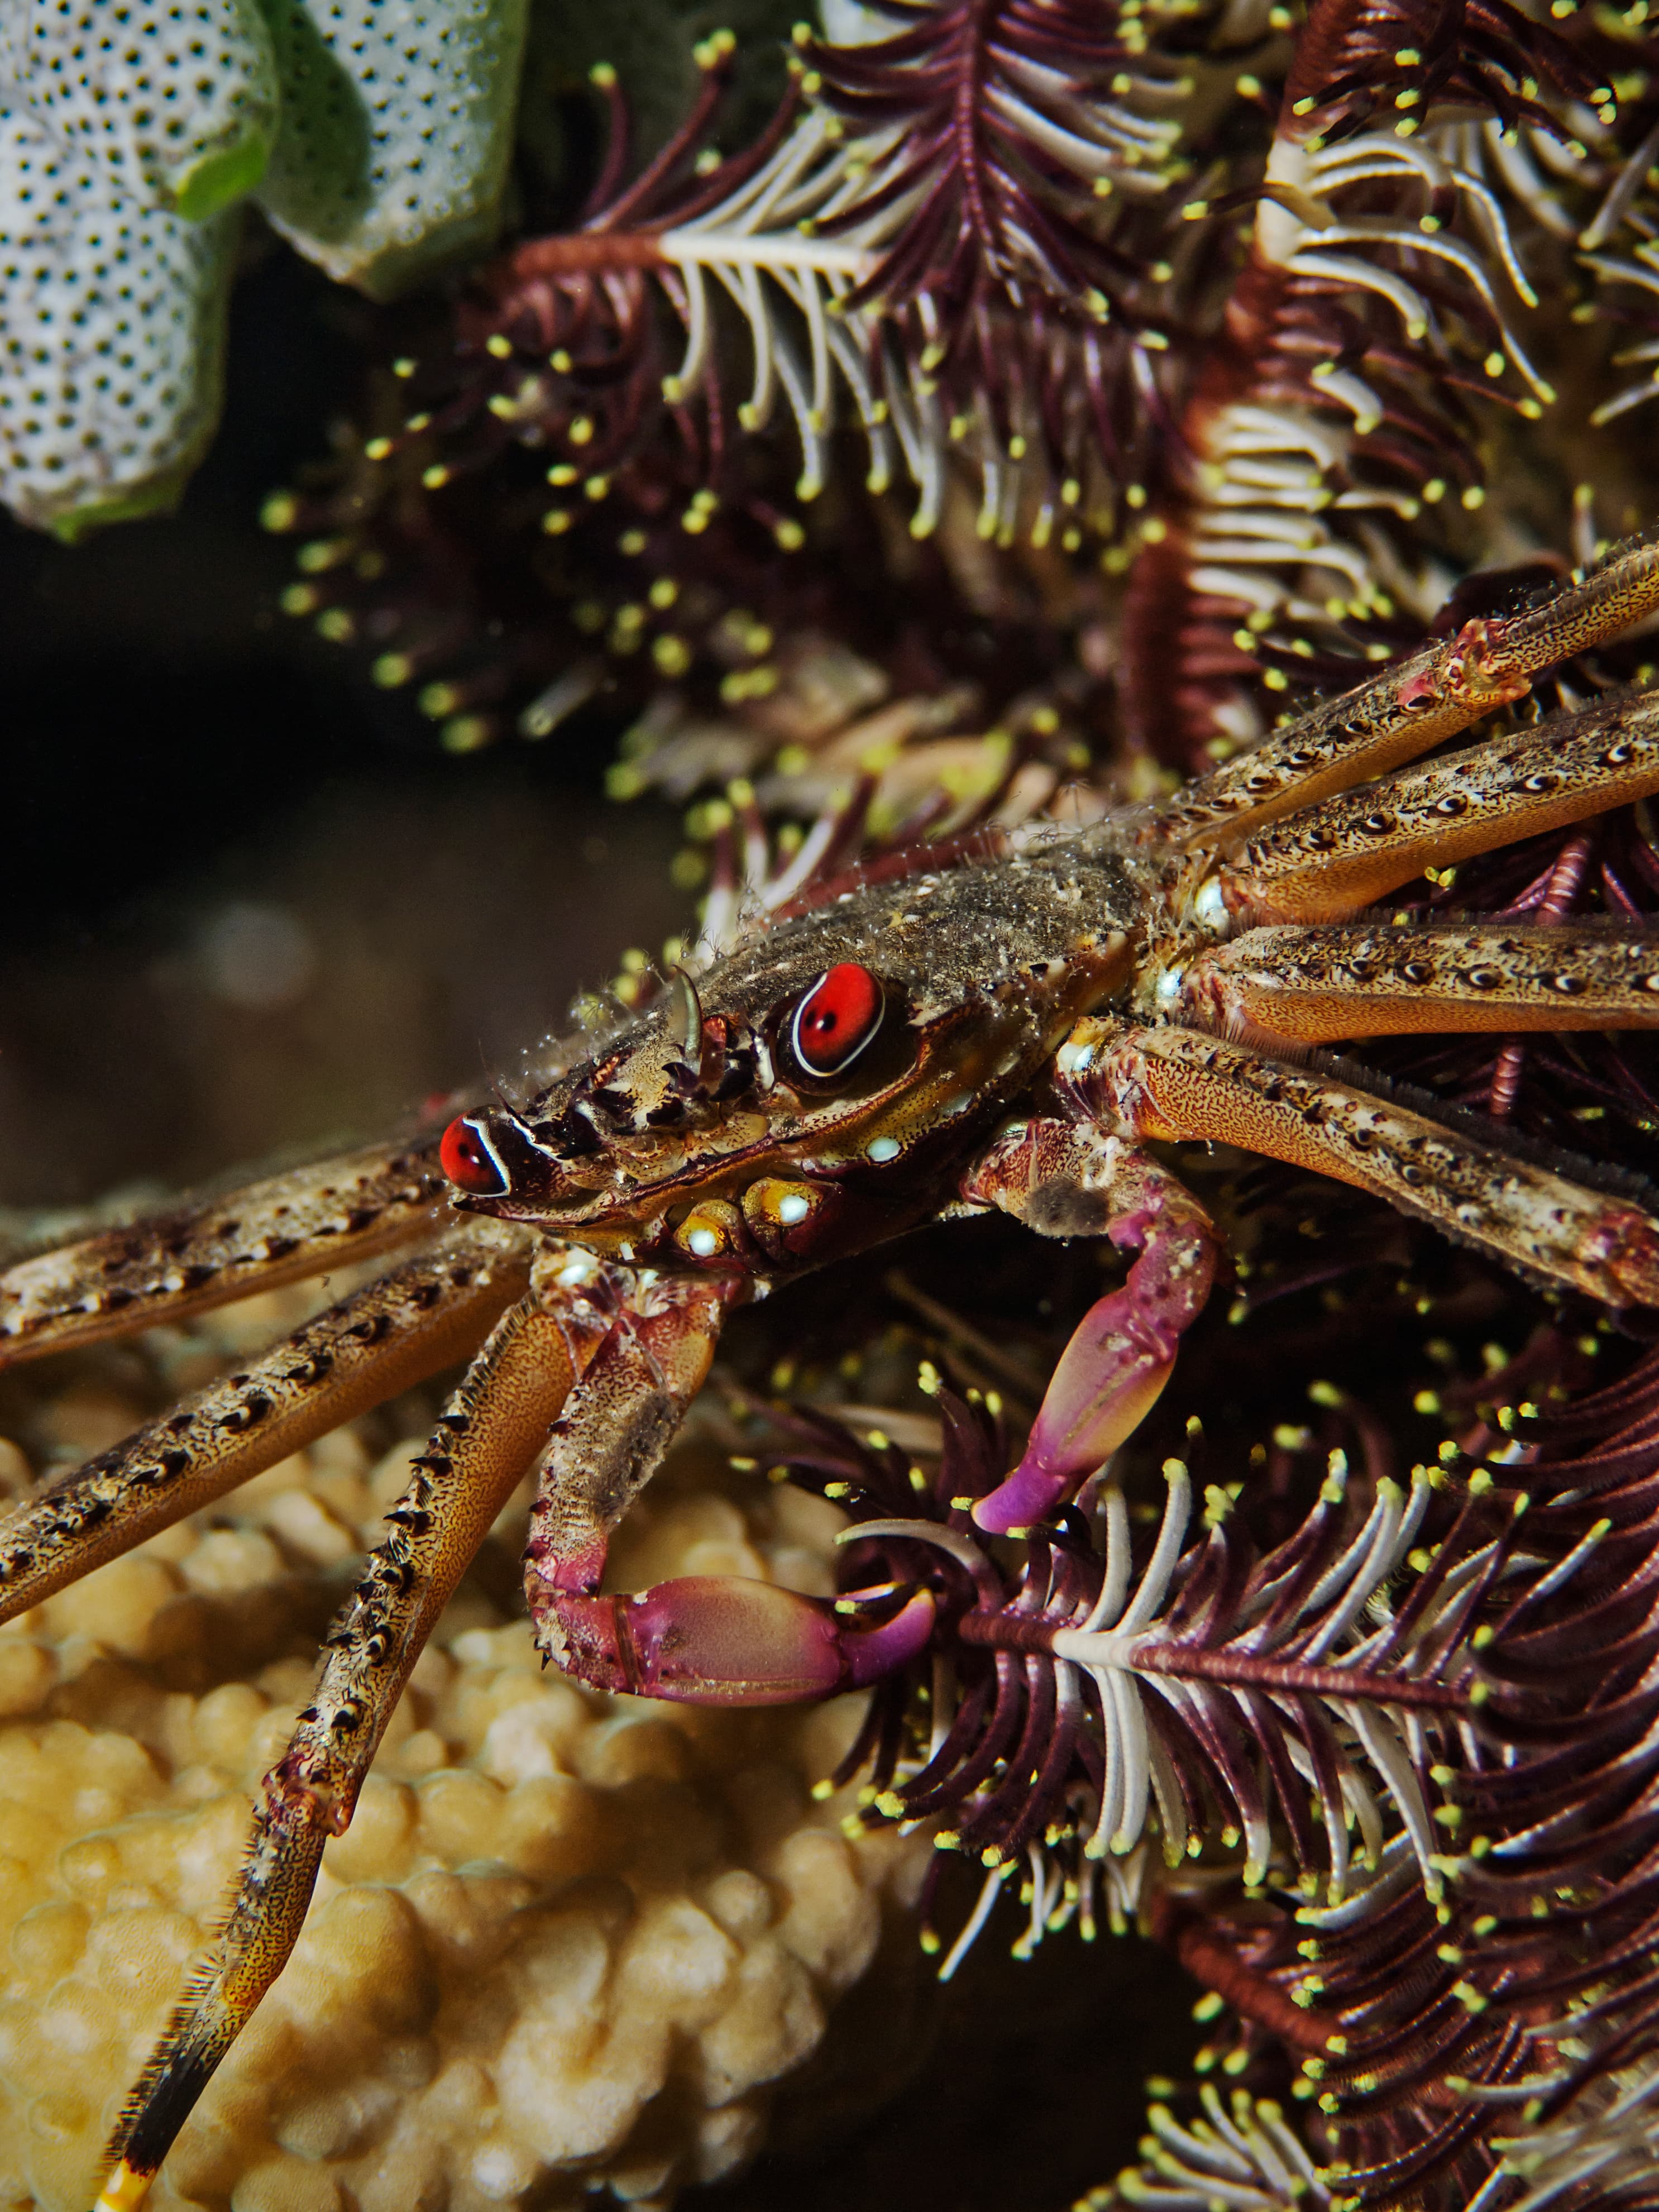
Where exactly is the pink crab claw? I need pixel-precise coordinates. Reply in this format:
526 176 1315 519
549 1576 936 1705
973 1188 1217 1536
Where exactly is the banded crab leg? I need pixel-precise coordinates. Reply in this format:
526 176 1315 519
525 1268 935 1703
97 1247 627 2212
1154 530 1659 847
1168 921 1659 1045
1105 1021 1659 1302
0 1220 531 1623
1210 687 1659 925
0 1135 451 1361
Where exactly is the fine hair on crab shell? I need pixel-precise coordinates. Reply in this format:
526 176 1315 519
13 531 1659 2208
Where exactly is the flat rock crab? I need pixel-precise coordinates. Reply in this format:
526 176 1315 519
6 541 1659 2203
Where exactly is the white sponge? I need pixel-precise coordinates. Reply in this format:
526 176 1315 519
254 0 530 298
0 108 236 536
0 0 278 218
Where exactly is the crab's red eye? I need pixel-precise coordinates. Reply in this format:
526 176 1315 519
790 963 885 1079
441 1115 508 1196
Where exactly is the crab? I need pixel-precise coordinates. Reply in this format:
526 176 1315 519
11 539 1659 2208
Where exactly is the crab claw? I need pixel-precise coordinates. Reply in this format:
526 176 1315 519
973 1286 1180 1535
549 1576 936 1705
974 1183 1217 1537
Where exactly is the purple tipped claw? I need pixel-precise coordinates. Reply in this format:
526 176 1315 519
549 1576 936 1706
973 1191 1217 1537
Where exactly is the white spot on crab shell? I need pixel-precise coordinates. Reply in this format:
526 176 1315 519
1155 965 1186 1006
556 1250 601 1289
686 1227 721 1257
940 1092 974 1117
1056 1039 1096 1075
866 1135 902 1163
777 1192 812 1225
1192 876 1230 933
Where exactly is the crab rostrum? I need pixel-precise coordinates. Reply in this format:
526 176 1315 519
8 543 1659 2204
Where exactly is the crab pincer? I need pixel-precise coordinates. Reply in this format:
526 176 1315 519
545 1574 936 1704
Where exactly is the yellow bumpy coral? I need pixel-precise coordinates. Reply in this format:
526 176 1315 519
0 1289 925 2212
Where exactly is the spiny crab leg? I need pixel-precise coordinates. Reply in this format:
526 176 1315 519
97 1257 622 2212
524 1267 933 1702
1155 529 1659 847
0 1135 451 1361
1212 687 1659 924
1170 921 1659 1045
958 1124 1219 1537
0 1221 530 1623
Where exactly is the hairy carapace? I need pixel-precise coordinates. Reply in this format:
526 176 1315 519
444 824 1152 1273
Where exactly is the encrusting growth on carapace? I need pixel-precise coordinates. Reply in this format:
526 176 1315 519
7 527 1659 2208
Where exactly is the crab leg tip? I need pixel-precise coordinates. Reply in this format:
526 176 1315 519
846 1587 936 1687
1604 1211 1659 1307
94 2162 154 2212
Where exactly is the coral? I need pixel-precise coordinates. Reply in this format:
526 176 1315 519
0 1286 925 2211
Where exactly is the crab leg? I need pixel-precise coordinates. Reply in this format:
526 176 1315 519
1173 921 1659 1044
1094 1024 1659 1306
0 1136 451 1361
97 1266 615 2212
0 1221 531 1626
963 1016 1659 1530
1155 532 1659 845
1212 690 1659 924
959 1122 1220 1536
525 1270 935 1703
